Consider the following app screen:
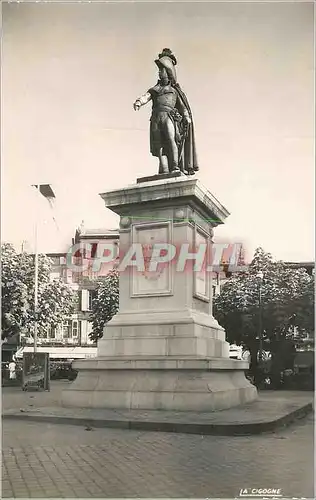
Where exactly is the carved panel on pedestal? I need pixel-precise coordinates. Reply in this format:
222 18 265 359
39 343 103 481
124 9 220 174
131 221 173 297
193 226 210 303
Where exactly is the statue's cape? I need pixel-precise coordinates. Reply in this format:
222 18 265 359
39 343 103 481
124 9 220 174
174 83 199 174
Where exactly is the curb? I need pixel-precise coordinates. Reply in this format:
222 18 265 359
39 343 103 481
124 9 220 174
2 401 313 436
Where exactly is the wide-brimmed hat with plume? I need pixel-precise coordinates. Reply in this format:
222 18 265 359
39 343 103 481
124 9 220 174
155 48 177 83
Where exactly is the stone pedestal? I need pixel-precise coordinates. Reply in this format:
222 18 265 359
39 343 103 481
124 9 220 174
62 174 257 410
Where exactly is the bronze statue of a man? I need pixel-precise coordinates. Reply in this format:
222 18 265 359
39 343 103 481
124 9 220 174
133 48 199 176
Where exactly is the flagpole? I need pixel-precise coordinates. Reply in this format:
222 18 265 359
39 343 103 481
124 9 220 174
34 222 39 353
34 186 39 354
32 183 56 353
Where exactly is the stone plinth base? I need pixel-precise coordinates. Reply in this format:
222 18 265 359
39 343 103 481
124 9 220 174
62 357 257 411
62 175 258 413
98 309 230 359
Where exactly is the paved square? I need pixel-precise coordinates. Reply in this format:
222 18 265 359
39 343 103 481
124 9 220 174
2 414 314 498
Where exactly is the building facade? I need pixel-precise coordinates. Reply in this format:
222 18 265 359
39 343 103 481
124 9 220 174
74 228 119 345
17 227 314 354
31 228 119 348
17 228 118 353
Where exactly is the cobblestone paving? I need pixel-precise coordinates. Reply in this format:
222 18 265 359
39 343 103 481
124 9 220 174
2 382 70 411
2 414 314 498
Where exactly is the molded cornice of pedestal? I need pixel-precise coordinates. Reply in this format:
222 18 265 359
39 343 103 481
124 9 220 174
107 308 224 330
100 177 230 225
72 356 250 372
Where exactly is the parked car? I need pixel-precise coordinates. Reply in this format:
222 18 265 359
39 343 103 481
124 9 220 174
50 360 77 381
292 351 314 390
249 349 314 390
241 350 271 362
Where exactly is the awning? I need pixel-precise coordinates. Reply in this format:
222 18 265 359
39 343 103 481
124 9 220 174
2 344 18 352
15 346 98 360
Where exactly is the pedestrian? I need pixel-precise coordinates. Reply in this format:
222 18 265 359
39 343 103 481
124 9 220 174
8 358 16 380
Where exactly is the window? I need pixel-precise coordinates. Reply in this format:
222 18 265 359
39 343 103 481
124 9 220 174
43 326 57 339
88 290 96 311
41 329 48 339
72 320 79 338
91 243 98 258
81 289 96 312
113 241 119 259
81 290 90 311
62 320 81 339
62 320 72 339
49 327 56 339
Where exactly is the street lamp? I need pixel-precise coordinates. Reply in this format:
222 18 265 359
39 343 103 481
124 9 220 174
32 184 56 353
256 270 264 362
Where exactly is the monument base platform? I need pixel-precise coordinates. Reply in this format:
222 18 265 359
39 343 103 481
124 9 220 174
136 171 184 184
61 356 257 411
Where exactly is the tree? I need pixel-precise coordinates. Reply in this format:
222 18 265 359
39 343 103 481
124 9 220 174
1 243 76 340
89 269 119 342
213 247 314 376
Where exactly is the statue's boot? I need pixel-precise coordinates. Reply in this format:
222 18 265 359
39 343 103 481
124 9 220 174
169 162 180 173
159 165 169 174
159 154 169 174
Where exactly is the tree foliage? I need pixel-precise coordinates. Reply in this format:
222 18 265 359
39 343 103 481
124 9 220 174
1 243 76 340
89 269 119 342
214 248 314 357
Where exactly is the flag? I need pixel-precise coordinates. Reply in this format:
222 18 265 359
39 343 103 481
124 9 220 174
33 184 55 199
32 184 59 231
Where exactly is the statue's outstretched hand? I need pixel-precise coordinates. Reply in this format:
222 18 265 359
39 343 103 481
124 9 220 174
133 93 151 110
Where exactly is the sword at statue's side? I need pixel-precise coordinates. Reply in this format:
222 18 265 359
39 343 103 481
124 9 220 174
178 121 189 172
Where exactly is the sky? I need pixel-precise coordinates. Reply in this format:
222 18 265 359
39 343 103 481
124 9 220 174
2 0 314 262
